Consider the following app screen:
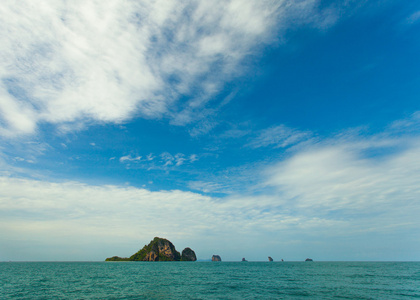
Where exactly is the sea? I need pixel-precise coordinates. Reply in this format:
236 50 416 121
1 261 419 299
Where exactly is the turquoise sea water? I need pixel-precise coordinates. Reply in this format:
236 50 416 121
1 261 419 299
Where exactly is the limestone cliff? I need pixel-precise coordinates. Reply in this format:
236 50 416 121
106 237 197 262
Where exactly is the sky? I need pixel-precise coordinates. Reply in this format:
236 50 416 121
0 0 419 261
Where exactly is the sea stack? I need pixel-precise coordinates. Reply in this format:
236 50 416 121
105 237 196 262
181 247 197 261
268 256 273 262
212 255 222 262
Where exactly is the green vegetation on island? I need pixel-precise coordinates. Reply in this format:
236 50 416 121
105 237 197 262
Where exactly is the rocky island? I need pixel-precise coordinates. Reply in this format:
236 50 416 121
212 255 222 261
181 247 196 261
106 237 197 262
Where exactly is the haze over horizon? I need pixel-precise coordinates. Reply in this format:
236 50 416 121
1 0 419 262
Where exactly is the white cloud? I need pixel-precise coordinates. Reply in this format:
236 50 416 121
0 0 344 137
119 154 142 163
0 176 324 261
1 128 420 260
264 133 420 225
189 154 198 163
174 153 186 166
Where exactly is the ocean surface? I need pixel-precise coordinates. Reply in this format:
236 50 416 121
1 261 419 299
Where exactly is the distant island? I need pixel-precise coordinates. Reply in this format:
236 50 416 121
106 237 197 261
212 255 222 261
106 237 313 262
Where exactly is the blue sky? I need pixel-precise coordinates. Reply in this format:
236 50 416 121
1 0 420 261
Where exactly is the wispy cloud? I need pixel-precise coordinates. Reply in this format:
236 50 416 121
246 124 312 149
0 138 50 167
405 10 420 25
160 152 174 167
219 125 251 139
188 180 228 194
0 0 346 137
264 128 420 224
189 154 198 162
389 111 420 134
